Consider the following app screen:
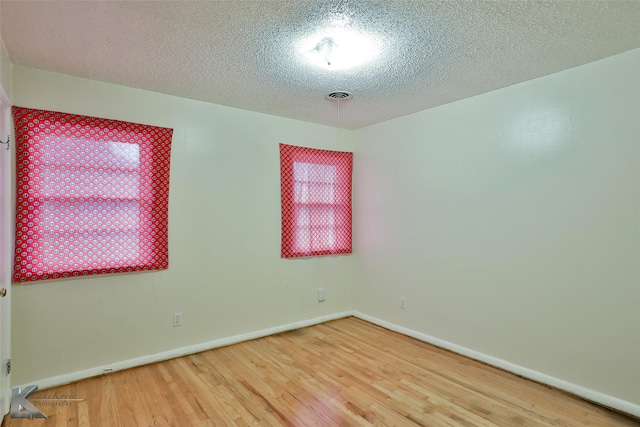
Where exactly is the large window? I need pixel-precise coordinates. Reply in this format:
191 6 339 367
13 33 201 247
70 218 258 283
280 143 352 258
12 107 173 282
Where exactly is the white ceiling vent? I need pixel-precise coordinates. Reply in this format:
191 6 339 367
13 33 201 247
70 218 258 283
325 91 353 101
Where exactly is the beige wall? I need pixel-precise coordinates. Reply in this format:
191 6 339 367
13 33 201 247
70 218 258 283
10 66 355 384
353 49 640 405
0 42 10 100
0 0 10 101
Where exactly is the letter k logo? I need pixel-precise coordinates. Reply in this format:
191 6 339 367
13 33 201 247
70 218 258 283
11 385 47 419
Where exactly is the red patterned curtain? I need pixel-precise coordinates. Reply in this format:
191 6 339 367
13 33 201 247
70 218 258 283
12 107 173 282
280 143 353 258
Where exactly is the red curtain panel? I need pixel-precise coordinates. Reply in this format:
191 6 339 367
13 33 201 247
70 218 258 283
280 143 353 258
12 107 172 282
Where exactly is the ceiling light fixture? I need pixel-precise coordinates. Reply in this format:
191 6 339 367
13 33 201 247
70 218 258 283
310 37 338 66
299 28 380 70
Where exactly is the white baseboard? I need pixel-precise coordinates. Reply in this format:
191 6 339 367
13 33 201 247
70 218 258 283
352 311 640 419
17 311 353 391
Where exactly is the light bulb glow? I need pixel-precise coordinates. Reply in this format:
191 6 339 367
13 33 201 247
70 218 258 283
298 28 381 70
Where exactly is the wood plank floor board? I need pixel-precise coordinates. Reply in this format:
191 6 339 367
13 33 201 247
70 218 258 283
4 317 638 426
312 325 536 426
327 320 603 426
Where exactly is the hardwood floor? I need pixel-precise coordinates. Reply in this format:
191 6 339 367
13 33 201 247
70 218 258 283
4 317 638 426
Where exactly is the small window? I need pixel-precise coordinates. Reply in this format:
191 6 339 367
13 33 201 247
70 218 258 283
280 143 352 258
12 107 173 282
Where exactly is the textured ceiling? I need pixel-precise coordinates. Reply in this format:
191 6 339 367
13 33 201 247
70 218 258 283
1 1 640 129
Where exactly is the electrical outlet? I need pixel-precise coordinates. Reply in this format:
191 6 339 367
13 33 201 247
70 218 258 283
173 312 182 327
317 288 325 302
400 297 406 309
